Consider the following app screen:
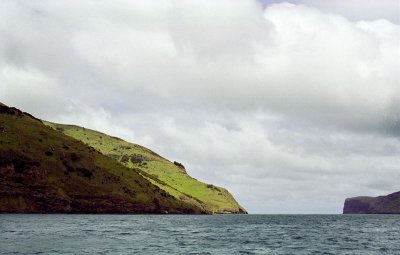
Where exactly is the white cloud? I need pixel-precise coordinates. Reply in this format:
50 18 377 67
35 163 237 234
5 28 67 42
260 0 400 24
0 66 63 115
299 0 400 24
0 0 399 213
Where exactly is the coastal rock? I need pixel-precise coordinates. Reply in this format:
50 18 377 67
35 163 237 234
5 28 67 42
343 191 400 214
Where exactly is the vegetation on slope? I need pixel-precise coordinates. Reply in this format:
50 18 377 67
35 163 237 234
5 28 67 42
45 122 246 214
0 104 204 214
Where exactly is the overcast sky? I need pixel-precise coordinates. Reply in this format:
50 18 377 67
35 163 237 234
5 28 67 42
1 0 399 213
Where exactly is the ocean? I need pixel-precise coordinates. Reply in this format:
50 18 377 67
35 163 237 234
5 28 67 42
1 214 399 254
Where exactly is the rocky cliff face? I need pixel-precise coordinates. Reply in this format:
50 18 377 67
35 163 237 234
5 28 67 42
343 191 400 214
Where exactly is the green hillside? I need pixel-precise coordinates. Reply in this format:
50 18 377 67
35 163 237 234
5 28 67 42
0 103 204 214
45 122 246 214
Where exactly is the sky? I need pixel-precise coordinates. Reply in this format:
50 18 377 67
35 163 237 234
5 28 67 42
0 0 399 213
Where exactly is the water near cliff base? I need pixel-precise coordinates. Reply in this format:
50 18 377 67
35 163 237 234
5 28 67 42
1 214 399 254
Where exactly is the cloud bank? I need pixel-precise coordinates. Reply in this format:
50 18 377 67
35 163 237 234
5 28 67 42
1 0 399 213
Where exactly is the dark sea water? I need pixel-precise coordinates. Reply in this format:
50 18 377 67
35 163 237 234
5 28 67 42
1 214 399 254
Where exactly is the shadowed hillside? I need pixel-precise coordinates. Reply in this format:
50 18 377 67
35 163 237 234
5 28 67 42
343 191 400 214
0 103 205 214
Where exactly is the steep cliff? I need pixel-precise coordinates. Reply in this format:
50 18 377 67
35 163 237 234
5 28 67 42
343 191 400 214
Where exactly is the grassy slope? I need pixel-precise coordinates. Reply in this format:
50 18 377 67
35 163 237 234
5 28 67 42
0 104 203 213
45 122 246 214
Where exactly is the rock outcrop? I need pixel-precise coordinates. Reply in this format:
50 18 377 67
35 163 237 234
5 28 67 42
343 191 400 214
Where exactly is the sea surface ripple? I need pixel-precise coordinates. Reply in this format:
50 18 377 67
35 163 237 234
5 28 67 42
1 214 399 254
